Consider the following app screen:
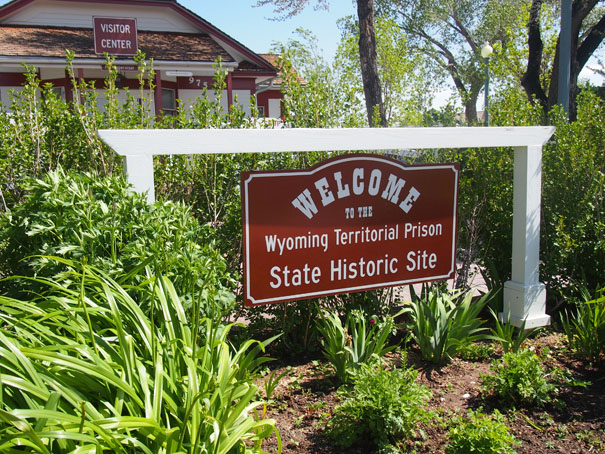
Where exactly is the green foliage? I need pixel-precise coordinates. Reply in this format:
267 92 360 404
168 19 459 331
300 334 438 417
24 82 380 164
427 143 516 293
489 308 536 354
446 409 519 454
459 342 496 361
377 0 528 123
0 52 255 214
335 15 433 126
0 168 235 320
327 360 433 452
402 287 492 364
315 309 396 383
540 93 605 301
0 264 278 453
435 90 605 305
561 287 605 362
480 349 556 407
272 30 349 128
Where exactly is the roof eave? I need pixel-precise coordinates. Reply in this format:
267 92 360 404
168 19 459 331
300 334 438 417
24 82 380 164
0 55 239 70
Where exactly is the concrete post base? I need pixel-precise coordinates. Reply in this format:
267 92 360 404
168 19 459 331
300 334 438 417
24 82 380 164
502 280 551 329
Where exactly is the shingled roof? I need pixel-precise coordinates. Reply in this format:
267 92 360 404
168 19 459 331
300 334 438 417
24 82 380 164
0 24 234 62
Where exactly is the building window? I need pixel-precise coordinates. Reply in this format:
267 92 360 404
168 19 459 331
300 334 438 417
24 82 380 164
257 105 265 117
161 88 176 112
51 86 65 99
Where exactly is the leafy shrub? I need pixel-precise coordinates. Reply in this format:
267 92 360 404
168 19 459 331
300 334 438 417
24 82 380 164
446 409 518 454
402 287 492 364
0 264 278 453
316 309 396 383
434 91 605 305
327 360 433 452
561 287 605 361
0 167 235 320
480 349 556 407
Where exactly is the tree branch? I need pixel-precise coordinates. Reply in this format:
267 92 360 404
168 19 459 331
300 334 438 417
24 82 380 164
576 9 605 70
521 0 548 108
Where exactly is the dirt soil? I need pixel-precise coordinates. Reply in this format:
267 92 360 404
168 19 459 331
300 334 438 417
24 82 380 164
257 332 604 454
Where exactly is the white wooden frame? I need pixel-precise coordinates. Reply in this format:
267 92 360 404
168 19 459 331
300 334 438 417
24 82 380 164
98 126 555 328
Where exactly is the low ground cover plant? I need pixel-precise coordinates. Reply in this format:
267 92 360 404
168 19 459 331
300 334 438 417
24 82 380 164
480 349 557 408
0 264 278 453
327 359 433 453
446 409 518 454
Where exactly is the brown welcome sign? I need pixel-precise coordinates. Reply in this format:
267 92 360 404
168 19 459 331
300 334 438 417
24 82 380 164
241 154 459 306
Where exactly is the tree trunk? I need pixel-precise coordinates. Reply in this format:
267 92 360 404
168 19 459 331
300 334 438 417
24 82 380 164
522 0 548 110
356 0 387 127
524 0 604 120
548 0 603 119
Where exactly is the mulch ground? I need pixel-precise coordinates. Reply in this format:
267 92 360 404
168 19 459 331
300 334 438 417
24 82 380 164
257 331 605 454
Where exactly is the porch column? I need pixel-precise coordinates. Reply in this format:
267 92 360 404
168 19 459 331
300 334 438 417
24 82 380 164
154 71 162 116
227 71 233 109
63 69 72 103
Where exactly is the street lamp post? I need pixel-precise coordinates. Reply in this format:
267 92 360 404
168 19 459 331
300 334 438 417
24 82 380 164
481 42 493 126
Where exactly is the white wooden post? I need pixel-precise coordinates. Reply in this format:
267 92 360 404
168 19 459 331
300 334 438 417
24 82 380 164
502 145 550 328
123 154 155 203
98 127 555 327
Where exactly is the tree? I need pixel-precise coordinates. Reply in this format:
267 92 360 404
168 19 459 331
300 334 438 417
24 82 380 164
522 0 605 120
377 0 527 124
336 16 433 125
271 29 348 127
255 0 387 126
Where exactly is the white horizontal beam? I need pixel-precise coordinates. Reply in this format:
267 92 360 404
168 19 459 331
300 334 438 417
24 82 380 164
98 126 556 329
98 126 555 156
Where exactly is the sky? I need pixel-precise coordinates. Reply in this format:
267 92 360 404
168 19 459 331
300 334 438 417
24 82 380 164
181 1 603 108
181 1 357 59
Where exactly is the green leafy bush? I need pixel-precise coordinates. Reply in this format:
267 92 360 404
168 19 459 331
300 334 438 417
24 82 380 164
327 360 433 452
561 288 605 361
316 309 396 383
434 91 604 305
0 264 278 453
0 167 235 320
402 287 492 364
480 349 556 407
446 409 518 454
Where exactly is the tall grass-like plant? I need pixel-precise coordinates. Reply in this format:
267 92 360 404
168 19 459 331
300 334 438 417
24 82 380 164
402 287 492 364
316 309 396 383
489 308 536 354
0 262 280 453
561 288 605 361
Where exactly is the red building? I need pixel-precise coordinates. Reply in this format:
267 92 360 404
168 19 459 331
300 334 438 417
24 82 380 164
0 0 283 118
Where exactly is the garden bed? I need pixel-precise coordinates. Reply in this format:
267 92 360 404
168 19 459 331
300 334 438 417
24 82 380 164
259 332 604 454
